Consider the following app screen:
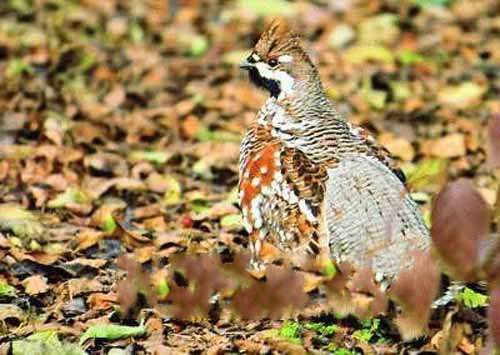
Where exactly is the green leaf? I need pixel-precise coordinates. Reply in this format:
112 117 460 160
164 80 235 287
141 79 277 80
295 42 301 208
162 175 182 206
12 331 85 355
78 51 97 73
129 22 144 43
128 150 170 164
236 0 298 16
6 58 34 77
413 0 453 7
0 280 16 297
397 49 426 66
359 14 399 46
47 188 90 208
321 258 337 279
438 82 486 108
352 319 381 343
304 322 339 336
405 159 447 190
278 321 302 344
410 191 431 203
457 287 488 308
156 279 170 298
27 330 60 345
195 126 241 143
189 35 209 57
0 204 45 240
192 158 214 180
8 0 33 14
423 210 432 228
389 81 412 101
101 214 117 233
190 199 211 214
79 323 146 345
226 187 240 205
361 78 387 110
344 45 395 65
220 214 243 231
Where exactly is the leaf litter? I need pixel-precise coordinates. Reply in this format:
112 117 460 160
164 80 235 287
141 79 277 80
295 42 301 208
0 0 499 353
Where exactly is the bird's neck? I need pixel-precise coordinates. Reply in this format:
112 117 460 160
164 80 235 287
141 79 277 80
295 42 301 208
281 72 342 121
258 75 347 163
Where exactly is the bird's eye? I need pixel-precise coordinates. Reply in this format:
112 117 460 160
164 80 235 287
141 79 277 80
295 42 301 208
268 58 278 67
247 54 257 64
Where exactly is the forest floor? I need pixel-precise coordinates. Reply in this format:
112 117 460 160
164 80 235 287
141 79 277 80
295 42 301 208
0 0 499 354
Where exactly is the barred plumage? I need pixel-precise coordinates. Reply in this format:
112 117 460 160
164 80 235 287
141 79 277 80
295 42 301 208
239 19 430 280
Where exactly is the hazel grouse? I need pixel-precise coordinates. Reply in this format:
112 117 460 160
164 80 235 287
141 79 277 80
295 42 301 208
238 20 430 283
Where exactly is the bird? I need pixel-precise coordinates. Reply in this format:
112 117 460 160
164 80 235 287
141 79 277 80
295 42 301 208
238 19 430 284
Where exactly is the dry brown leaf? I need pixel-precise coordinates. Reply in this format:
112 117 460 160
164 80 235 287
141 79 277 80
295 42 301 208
22 275 49 295
66 278 105 296
75 229 106 251
421 133 466 158
88 292 117 311
65 258 108 269
379 133 415 162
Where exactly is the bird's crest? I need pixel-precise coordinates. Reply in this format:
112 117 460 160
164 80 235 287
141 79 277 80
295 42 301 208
254 19 301 59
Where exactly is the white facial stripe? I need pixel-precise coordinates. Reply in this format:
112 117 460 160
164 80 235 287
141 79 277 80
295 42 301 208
255 62 274 79
254 62 295 99
274 70 294 98
278 55 293 63
251 53 261 62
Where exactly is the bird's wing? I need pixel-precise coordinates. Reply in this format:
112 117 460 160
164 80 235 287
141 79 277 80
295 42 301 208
323 155 430 278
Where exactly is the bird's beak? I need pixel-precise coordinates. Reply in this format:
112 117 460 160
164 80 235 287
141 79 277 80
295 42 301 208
239 58 255 70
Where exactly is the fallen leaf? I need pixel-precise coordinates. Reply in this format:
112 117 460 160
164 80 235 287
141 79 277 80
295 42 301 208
220 214 244 232
66 278 105 296
438 82 486 108
359 13 399 46
84 152 128 177
379 133 415 161
0 280 16 297
344 45 395 65
47 187 92 214
80 322 146 345
12 331 85 355
0 204 46 242
22 275 49 295
128 150 170 164
328 24 355 49
422 133 466 158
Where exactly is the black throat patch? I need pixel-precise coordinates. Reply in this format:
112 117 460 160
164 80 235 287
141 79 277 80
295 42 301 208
247 67 281 98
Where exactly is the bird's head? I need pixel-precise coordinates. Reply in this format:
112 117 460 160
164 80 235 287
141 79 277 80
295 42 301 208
240 19 318 99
